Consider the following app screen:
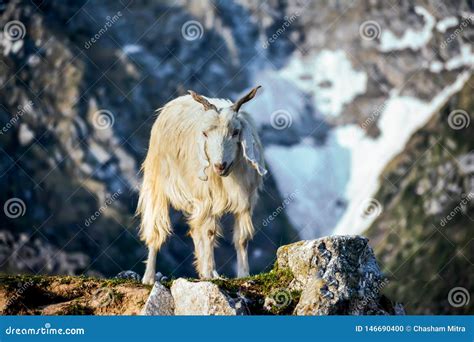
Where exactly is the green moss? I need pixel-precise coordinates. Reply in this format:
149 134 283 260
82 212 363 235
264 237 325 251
208 266 299 314
58 301 93 315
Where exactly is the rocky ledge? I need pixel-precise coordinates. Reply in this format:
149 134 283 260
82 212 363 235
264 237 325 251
0 236 404 315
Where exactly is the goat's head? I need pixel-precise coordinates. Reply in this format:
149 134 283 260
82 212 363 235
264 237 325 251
189 86 267 180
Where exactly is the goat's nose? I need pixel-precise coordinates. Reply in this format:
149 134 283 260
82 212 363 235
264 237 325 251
214 162 227 171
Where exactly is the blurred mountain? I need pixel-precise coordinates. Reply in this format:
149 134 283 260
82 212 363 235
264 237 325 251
0 0 472 317
365 76 474 315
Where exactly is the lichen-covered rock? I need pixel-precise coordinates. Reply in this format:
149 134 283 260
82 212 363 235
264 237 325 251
170 278 246 315
141 282 174 316
277 235 398 315
115 270 141 282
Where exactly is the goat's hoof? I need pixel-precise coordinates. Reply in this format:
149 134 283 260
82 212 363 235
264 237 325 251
142 274 155 285
211 270 221 279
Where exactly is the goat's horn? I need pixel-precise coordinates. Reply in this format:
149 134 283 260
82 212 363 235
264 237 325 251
232 85 262 112
188 90 218 112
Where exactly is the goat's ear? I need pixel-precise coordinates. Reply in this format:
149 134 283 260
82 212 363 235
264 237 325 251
197 134 210 181
232 86 262 112
188 90 218 112
239 116 267 176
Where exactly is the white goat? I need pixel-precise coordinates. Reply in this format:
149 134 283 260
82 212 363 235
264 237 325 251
137 86 266 284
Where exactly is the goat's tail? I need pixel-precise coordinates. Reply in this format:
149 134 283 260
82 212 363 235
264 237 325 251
136 160 171 250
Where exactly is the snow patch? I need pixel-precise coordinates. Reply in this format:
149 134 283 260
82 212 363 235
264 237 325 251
445 44 474 70
379 6 435 52
334 71 471 235
264 135 349 239
277 49 367 117
122 44 143 54
436 16 459 33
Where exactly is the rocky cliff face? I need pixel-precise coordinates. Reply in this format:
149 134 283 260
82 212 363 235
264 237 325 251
0 236 403 315
0 0 297 278
365 77 474 315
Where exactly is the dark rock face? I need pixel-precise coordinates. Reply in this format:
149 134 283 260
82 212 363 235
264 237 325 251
365 77 474 315
0 0 298 278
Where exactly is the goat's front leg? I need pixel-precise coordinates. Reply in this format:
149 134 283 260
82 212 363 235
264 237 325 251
189 216 220 279
233 211 255 278
143 246 158 285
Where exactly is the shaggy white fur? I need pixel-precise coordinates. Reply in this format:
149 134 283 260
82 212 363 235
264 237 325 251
136 87 266 284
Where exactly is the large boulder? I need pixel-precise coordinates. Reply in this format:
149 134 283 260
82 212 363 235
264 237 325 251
277 235 397 315
170 278 247 315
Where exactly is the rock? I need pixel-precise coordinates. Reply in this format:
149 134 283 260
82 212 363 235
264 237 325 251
170 278 246 315
154 272 168 283
141 282 174 316
1 235 403 315
277 235 396 315
115 270 141 282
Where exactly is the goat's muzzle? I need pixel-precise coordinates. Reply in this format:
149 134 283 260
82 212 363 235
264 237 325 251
214 161 233 177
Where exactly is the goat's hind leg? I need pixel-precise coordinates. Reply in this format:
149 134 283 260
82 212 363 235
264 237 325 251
139 194 172 285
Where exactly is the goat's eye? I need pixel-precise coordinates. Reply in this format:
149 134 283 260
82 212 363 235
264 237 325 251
232 129 240 137
202 131 208 137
